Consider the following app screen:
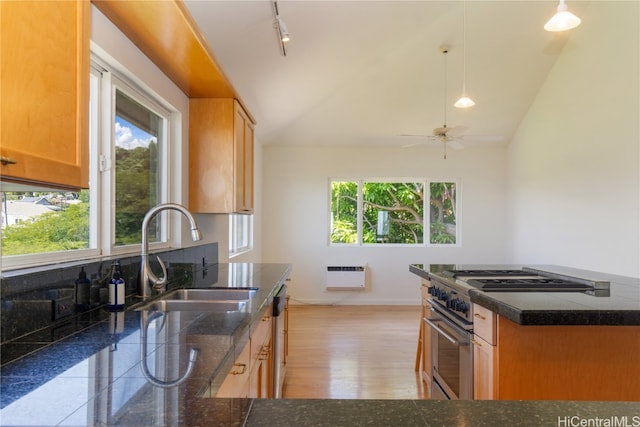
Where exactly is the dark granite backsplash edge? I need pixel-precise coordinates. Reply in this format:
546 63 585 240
0 242 218 346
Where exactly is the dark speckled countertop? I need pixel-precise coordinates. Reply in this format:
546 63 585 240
410 264 640 325
1 262 638 426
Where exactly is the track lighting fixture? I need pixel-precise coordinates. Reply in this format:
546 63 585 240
544 0 581 32
273 1 290 56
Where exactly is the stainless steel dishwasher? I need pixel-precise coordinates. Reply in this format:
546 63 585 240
271 283 287 398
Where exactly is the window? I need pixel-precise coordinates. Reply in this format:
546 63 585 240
229 214 253 256
113 89 166 247
1 56 173 269
330 179 458 245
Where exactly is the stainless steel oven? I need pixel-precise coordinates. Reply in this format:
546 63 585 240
425 304 473 400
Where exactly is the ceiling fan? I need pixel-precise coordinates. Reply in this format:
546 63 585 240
399 45 501 158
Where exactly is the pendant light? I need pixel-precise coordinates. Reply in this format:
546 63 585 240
454 1 475 109
544 0 581 32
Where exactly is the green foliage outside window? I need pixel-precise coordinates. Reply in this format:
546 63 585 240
1 191 90 255
114 142 158 246
330 180 456 245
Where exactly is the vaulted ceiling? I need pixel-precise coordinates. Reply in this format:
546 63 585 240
183 1 590 148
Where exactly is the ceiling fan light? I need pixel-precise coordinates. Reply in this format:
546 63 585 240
544 1 581 32
454 95 475 109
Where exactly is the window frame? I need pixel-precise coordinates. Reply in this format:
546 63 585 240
229 213 253 257
1 53 178 270
328 177 461 247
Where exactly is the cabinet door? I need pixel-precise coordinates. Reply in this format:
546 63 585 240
216 339 251 398
233 103 254 213
472 335 496 400
0 0 89 190
420 281 433 389
189 98 254 214
249 312 272 398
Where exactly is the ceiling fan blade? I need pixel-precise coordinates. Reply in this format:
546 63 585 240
462 135 505 142
445 125 469 138
398 134 433 138
447 140 464 150
401 141 429 148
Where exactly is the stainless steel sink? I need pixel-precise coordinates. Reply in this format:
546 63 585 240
163 288 257 301
137 299 248 312
134 287 258 312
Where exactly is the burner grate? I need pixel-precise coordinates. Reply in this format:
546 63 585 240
442 269 533 278
467 278 593 291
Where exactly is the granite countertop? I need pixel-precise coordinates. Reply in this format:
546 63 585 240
410 264 640 325
0 262 291 426
1 262 638 426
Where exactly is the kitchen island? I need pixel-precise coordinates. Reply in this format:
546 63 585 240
411 264 640 402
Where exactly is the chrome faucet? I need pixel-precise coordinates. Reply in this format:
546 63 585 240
140 203 202 299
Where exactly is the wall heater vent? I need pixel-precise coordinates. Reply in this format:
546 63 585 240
326 266 366 291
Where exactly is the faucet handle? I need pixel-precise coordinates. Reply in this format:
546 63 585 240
150 255 169 290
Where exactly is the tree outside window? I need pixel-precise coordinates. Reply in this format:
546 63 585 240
330 180 457 245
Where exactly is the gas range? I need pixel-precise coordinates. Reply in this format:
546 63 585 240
444 267 610 292
426 267 611 330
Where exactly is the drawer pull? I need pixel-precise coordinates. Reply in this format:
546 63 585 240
230 363 247 375
471 339 482 347
0 156 17 166
474 313 487 320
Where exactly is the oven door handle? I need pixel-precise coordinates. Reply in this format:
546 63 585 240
423 317 459 345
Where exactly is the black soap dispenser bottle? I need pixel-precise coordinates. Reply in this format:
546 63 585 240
108 261 125 311
75 267 91 311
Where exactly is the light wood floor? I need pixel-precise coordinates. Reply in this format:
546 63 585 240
282 305 427 400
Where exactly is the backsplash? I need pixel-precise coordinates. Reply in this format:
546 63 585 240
0 243 218 348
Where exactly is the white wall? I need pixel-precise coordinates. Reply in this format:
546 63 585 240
262 145 507 305
506 1 640 277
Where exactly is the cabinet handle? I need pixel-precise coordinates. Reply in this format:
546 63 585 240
0 156 17 166
230 363 247 375
474 313 487 320
471 339 482 347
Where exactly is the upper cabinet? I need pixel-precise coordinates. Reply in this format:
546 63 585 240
189 99 254 214
0 0 89 190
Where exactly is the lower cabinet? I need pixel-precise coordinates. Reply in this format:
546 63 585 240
419 280 433 395
472 303 640 400
471 304 496 400
248 311 272 398
215 336 252 398
472 335 495 400
216 308 273 398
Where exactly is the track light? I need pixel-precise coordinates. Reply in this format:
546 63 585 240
277 17 290 43
544 0 581 32
273 1 290 56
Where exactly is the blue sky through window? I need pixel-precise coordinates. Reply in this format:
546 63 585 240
115 116 155 150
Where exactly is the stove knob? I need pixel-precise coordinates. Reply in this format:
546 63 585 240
458 301 468 314
428 286 435 296
439 292 449 302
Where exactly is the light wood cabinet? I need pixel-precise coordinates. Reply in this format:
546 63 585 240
419 280 433 395
249 311 272 398
0 0 89 190
471 304 496 400
189 98 254 214
215 336 251 398
216 308 273 398
472 303 640 400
